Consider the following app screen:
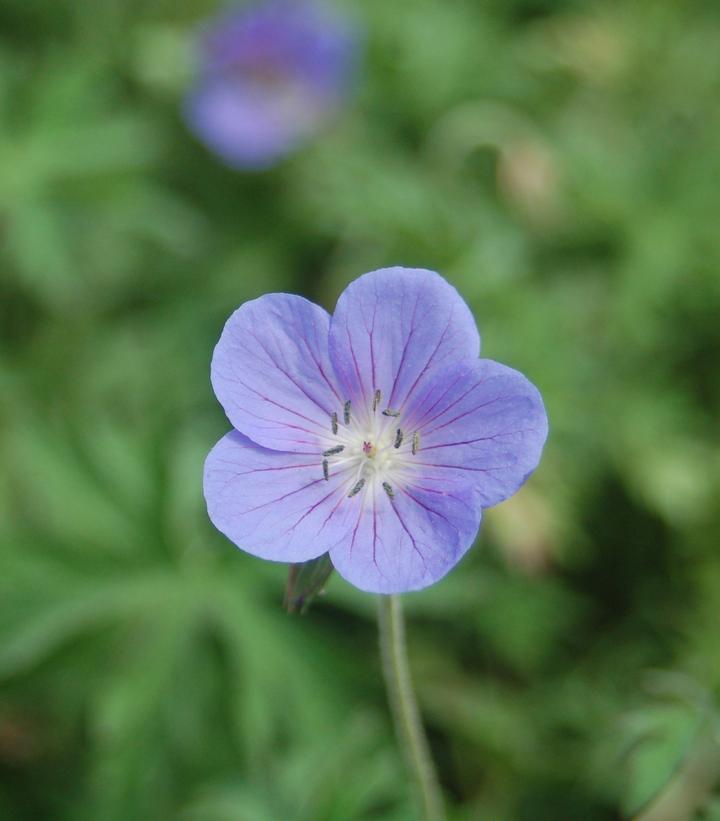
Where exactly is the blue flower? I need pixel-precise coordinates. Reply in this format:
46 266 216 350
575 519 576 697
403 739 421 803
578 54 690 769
204 268 549 593
184 1 358 170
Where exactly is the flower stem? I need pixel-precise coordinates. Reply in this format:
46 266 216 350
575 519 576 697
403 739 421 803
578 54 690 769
378 594 446 821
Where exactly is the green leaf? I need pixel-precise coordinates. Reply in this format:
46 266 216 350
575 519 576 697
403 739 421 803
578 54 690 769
622 704 701 816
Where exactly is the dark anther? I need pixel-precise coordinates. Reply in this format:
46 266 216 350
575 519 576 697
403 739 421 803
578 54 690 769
331 412 338 434
323 445 345 457
373 389 381 412
382 481 395 499
382 408 400 417
343 400 351 425
348 478 366 497
322 459 329 480
412 431 420 454
394 429 403 449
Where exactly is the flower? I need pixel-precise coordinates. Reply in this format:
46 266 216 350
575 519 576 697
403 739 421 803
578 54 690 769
204 267 548 593
183 0 358 170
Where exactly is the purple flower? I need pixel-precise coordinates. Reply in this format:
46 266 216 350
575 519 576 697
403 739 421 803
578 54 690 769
204 267 548 593
184 1 358 170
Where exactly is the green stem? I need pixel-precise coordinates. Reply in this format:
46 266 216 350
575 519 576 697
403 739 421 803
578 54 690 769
378 594 446 821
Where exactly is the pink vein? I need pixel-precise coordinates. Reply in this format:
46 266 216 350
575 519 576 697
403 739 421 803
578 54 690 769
421 427 541 451
420 463 510 472
411 369 468 427
345 322 367 405
421 394 514 437
300 335 343 404
317 491 348 534
387 290 421 408
229 475 327 515
281 486 340 536
213 460 316 475
215 366 326 434
396 310 454 409
368 296 378 394
402 487 460 530
242 328 334 417
388 495 427 565
348 504 365 559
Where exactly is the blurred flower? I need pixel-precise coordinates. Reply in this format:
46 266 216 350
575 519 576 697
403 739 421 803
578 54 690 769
184 1 358 169
204 267 548 593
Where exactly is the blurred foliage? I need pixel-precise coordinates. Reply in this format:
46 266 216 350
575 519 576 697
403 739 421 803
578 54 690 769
2 0 720 818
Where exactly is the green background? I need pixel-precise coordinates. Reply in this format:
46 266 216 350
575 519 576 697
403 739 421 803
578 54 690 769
2 0 720 818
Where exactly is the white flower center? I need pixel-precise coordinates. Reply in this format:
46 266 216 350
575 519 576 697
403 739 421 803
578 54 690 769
320 393 421 500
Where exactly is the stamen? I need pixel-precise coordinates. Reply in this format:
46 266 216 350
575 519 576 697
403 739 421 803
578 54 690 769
382 408 400 417
343 400 351 425
373 389 381 412
382 481 395 499
331 412 338 435
394 428 403 449
323 445 345 457
322 459 329 481
412 431 420 455
348 478 366 497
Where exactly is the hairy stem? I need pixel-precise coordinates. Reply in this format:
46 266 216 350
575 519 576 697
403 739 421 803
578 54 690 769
378 594 446 821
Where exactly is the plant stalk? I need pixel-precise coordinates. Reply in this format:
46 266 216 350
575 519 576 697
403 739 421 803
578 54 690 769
378 594 446 821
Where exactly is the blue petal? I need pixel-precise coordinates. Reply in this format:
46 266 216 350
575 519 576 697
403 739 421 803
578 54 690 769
328 267 481 427
329 476 481 594
211 294 343 453
184 78 307 170
406 358 549 508
204 430 358 562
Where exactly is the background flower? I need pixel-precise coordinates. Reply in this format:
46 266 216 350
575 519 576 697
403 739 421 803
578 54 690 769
184 1 358 169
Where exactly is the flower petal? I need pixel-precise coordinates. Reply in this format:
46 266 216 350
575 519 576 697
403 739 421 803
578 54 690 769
329 478 481 594
184 78 307 170
185 2 358 170
328 268 480 423
204 430 359 562
406 358 548 508
211 294 343 453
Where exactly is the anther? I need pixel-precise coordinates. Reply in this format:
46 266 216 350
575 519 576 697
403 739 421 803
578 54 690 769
323 445 345 457
412 431 420 455
382 408 400 417
382 481 395 499
373 389 381 412
394 428 403 449
322 459 329 480
331 412 338 435
348 478 365 498
343 400 351 425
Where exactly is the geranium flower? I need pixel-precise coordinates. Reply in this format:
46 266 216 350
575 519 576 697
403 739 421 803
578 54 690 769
204 267 548 593
184 0 358 170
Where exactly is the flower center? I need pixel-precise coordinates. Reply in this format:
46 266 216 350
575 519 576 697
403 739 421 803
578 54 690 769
320 391 421 500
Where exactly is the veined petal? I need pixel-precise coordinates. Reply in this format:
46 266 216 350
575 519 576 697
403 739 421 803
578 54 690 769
329 477 481 594
406 359 548 508
328 268 480 424
204 431 358 562
211 294 343 452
